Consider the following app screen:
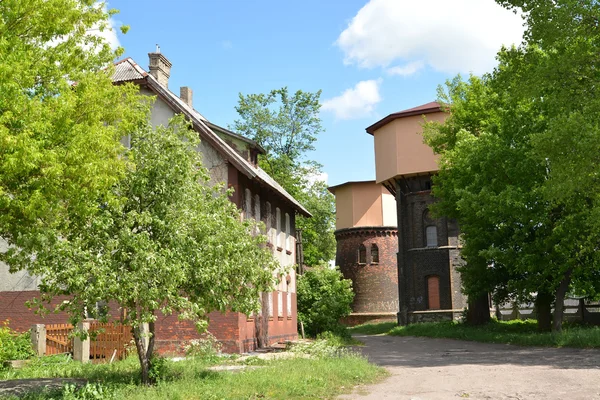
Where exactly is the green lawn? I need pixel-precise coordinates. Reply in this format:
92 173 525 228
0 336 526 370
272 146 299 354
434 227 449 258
349 319 600 348
1 342 387 400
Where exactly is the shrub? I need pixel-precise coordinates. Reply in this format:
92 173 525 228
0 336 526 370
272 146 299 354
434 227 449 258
181 332 222 359
0 321 34 365
297 266 354 337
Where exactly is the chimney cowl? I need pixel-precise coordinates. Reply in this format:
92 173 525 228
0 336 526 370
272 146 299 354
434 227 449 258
148 52 172 88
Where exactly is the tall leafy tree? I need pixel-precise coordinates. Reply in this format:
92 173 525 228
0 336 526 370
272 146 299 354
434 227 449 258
26 116 278 384
232 87 336 266
0 0 141 275
425 0 600 331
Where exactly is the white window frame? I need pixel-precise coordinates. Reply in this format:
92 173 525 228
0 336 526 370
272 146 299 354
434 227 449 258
244 188 252 220
268 292 273 317
278 291 283 317
287 291 292 317
276 207 282 248
254 194 260 222
285 213 290 252
266 202 272 242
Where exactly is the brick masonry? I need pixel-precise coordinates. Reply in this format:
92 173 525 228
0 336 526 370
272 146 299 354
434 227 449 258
335 227 399 324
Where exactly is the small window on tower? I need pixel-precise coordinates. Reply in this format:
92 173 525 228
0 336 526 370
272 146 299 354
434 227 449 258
358 245 367 264
371 244 379 263
426 225 438 247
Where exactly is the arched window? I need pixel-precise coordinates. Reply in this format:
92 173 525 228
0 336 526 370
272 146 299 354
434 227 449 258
358 245 367 264
427 275 440 310
426 225 438 247
371 244 379 263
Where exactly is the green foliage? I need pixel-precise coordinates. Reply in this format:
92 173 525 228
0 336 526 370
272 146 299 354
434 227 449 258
181 332 223 359
147 356 168 383
0 322 34 365
348 322 398 336
2 352 385 400
388 320 600 349
297 266 354 336
61 383 117 400
423 0 600 331
232 87 336 266
0 0 144 275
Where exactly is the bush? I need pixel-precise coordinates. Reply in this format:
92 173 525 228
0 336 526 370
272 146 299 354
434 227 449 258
0 321 34 365
181 332 222 359
297 266 354 337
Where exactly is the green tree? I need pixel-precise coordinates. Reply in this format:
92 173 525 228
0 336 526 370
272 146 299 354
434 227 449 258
26 116 278 384
0 0 140 277
297 266 354 337
425 0 600 331
232 87 336 266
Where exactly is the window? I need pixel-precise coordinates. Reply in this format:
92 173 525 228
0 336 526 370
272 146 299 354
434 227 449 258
268 292 273 317
254 194 260 222
276 208 282 249
371 244 379 263
426 225 438 247
278 291 283 317
427 276 441 310
244 189 252 220
358 245 366 264
287 291 292 317
285 213 290 252
266 202 272 243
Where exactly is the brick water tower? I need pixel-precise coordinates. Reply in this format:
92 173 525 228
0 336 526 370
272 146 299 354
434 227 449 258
329 181 399 326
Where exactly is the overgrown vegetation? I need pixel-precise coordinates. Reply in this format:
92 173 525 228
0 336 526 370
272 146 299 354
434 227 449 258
1 337 385 400
297 266 354 337
349 320 600 349
0 322 35 365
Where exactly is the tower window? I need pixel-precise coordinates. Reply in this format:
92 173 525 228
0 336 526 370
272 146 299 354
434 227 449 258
358 245 366 264
371 244 379 263
426 225 438 247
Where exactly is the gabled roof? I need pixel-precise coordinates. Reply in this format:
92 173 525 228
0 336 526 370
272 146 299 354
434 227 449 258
328 180 376 194
112 57 311 217
366 101 442 135
206 121 266 155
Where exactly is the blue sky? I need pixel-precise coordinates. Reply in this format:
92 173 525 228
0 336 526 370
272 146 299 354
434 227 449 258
108 0 524 186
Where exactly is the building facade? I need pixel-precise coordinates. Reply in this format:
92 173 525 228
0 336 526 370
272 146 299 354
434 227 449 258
0 52 310 353
365 102 467 324
329 181 399 326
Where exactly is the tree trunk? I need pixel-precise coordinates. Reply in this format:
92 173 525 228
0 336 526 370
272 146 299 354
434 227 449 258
255 292 269 349
535 291 553 332
133 321 156 386
466 292 491 325
552 268 573 333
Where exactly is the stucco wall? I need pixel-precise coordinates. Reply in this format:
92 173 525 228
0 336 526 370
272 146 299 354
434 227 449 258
332 182 397 230
0 240 39 292
373 111 447 183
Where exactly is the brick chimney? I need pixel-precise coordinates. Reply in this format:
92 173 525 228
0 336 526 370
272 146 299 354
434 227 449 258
148 51 172 88
180 86 193 108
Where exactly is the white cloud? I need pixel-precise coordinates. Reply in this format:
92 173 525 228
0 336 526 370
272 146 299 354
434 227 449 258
306 172 329 186
387 61 424 77
89 16 121 50
336 0 524 75
220 40 233 50
322 79 382 120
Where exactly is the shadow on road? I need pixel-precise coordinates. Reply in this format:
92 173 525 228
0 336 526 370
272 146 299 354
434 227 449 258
354 334 600 370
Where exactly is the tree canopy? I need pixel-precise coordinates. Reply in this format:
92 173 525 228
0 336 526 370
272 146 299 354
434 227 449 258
424 0 600 331
232 87 336 266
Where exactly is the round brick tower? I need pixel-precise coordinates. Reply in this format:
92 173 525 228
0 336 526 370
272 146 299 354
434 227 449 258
328 181 399 326
335 227 398 325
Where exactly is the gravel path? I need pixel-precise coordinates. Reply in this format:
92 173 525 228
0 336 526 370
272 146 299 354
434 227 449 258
340 335 600 400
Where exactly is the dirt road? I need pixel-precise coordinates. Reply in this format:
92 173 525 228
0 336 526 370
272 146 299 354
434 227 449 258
340 335 600 400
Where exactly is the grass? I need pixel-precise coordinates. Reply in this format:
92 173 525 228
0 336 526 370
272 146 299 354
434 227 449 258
1 341 387 399
349 319 600 348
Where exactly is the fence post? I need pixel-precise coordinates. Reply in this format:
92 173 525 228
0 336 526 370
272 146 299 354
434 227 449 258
73 321 90 363
31 324 46 356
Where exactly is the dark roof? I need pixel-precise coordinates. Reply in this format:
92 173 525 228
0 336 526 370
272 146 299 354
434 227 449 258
206 121 266 155
111 57 311 217
328 180 377 194
365 101 442 135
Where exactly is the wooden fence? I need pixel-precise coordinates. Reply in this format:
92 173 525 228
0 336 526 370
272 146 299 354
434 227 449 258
89 322 133 362
45 323 74 355
35 321 133 362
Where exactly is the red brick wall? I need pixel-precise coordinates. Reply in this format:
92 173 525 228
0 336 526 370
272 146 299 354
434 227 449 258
335 227 399 314
0 290 71 332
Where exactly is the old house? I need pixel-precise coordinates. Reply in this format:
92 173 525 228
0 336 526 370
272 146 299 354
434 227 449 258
328 181 398 326
0 51 310 353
